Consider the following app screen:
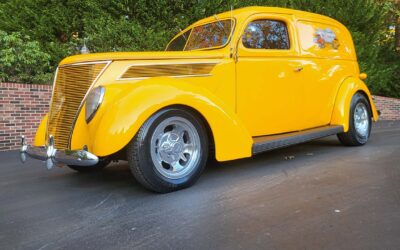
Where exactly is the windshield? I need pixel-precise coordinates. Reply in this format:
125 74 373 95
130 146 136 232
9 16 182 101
166 19 234 51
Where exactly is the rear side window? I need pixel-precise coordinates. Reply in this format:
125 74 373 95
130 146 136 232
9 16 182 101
242 20 290 49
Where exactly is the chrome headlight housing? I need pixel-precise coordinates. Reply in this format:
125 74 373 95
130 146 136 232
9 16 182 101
85 86 105 123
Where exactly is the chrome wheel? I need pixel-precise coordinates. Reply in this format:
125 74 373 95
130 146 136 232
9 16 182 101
354 102 369 137
150 116 201 179
337 93 371 146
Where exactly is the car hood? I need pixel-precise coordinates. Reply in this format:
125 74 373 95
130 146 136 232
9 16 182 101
59 51 227 65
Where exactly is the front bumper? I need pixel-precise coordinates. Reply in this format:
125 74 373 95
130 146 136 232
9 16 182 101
20 135 99 169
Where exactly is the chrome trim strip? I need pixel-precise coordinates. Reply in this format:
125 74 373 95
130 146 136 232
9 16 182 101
121 61 220 67
116 61 220 81
118 74 212 81
67 60 112 149
45 67 59 145
64 61 111 66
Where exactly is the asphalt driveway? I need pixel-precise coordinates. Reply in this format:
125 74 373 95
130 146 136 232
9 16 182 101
1 121 400 250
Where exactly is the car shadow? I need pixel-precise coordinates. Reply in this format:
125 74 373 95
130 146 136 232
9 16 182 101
53 136 343 194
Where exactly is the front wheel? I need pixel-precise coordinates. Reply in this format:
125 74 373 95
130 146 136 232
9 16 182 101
127 108 209 193
337 93 372 146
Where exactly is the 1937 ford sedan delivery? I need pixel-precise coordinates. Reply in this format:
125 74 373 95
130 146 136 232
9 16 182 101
20 7 379 192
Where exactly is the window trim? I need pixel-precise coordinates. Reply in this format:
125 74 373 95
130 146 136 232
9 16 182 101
241 19 291 50
165 29 193 51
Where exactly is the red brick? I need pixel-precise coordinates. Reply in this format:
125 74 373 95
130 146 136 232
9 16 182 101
0 82 399 151
0 82 51 151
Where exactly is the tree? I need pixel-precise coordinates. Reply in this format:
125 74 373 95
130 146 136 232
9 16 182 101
0 31 52 83
394 0 400 51
0 0 399 97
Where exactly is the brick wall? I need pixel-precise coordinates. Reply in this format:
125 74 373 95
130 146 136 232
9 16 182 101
0 83 51 151
373 95 400 121
0 82 399 151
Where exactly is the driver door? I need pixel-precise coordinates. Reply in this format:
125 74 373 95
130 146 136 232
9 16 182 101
236 14 305 136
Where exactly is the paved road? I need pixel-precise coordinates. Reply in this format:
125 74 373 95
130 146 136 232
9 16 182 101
1 121 400 250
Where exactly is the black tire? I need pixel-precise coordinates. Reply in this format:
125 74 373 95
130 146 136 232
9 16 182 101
337 93 372 146
127 108 209 193
68 158 111 172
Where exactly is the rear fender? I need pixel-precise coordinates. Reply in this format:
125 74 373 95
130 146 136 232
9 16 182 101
331 77 378 131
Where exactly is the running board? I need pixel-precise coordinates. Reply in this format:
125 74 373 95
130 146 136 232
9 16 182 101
252 125 344 155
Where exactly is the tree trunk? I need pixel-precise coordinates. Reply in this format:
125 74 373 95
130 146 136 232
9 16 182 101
396 0 400 51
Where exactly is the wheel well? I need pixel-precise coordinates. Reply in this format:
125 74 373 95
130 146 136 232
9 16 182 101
115 104 216 161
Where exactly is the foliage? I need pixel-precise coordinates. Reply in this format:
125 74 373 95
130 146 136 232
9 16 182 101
0 0 399 97
83 17 167 52
0 31 52 83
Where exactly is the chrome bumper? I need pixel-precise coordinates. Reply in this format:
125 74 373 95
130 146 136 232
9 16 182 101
20 135 99 169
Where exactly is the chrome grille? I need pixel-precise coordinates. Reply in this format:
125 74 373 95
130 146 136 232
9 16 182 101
47 62 108 149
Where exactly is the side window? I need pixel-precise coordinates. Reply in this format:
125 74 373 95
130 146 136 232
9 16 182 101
184 20 233 50
242 20 290 50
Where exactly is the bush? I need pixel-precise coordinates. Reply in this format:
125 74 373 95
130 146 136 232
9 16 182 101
0 31 52 84
83 17 168 52
0 0 399 97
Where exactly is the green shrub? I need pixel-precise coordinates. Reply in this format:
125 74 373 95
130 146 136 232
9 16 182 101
0 0 398 97
0 31 52 84
83 17 168 52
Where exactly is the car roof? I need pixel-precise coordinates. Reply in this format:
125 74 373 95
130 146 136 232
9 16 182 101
190 6 342 28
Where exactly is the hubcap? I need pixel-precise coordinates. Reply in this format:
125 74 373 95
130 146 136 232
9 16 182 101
150 117 201 179
354 103 369 137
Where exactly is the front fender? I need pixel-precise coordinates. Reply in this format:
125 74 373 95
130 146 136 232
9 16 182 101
91 77 253 161
331 77 378 132
33 114 48 146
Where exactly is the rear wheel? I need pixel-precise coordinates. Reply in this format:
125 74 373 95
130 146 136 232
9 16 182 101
337 93 372 146
127 108 208 193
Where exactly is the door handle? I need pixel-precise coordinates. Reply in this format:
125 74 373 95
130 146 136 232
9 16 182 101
293 66 303 72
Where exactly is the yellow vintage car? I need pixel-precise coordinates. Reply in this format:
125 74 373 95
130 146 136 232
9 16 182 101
21 6 378 192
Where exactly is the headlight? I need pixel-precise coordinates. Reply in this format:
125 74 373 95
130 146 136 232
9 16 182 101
85 86 105 123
